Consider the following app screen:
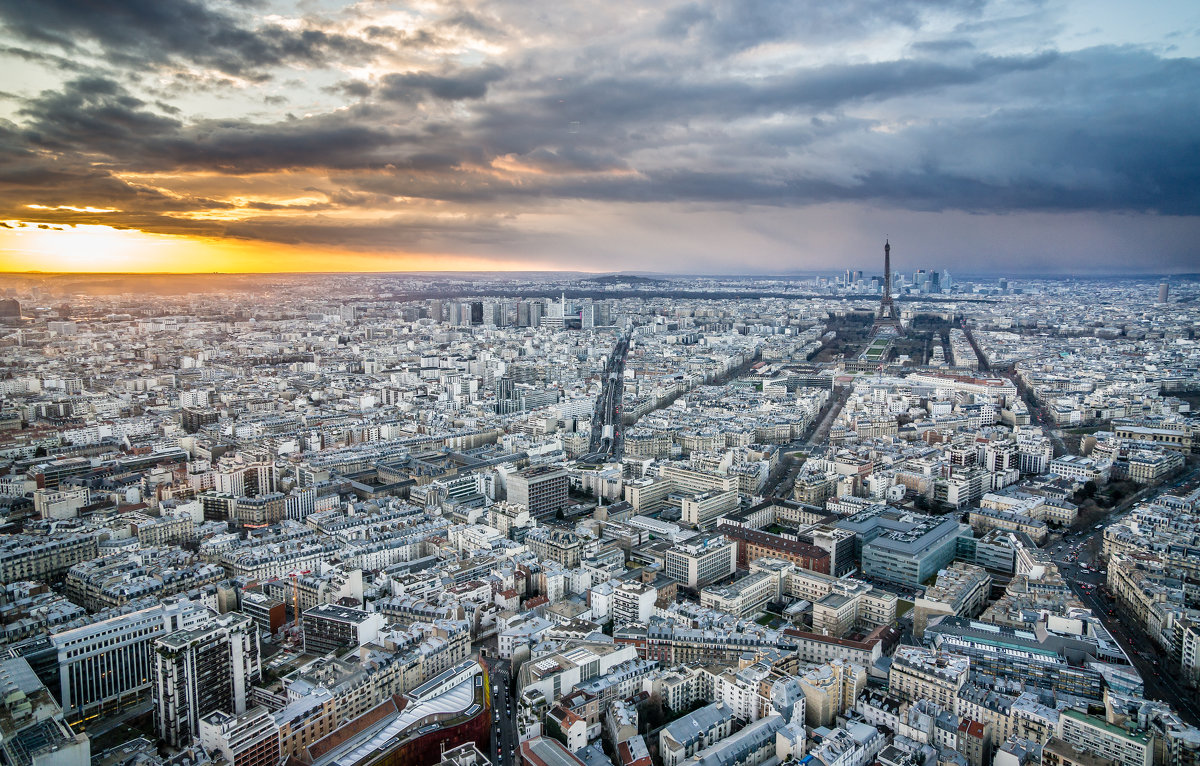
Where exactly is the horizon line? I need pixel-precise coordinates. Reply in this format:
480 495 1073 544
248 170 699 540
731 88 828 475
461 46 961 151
1 269 1197 280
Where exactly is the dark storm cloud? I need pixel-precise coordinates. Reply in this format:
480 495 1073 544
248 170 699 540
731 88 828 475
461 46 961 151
15 78 412 173
324 80 374 99
0 130 235 219
221 214 518 249
482 52 1060 141
359 13 497 48
0 0 383 77
327 64 510 103
18 77 184 156
440 11 503 38
0 44 89 72
1 0 1198 270
659 0 988 52
909 39 977 53
376 65 508 102
7 44 1200 237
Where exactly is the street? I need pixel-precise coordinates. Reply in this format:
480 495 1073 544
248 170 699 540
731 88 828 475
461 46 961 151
803 386 849 450
1047 466 1200 725
758 387 850 498
486 659 520 766
761 449 803 498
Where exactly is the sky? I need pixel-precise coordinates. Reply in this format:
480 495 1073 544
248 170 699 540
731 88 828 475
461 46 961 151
0 0 1198 275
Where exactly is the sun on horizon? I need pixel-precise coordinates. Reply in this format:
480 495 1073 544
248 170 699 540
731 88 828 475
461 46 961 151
0 222 538 274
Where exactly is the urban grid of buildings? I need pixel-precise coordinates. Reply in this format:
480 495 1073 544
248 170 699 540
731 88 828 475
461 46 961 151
0 262 1197 766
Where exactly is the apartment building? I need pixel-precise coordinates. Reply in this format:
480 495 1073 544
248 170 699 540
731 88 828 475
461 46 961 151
913 562 993 638
1126 450 1185 484
525 527 585 568
955 686 1057 747
680 715 788 766
301 604 386 657
664 534 737 589
517 642 639 708
1058 709 1152 766
968 507 1050 546
199 707 281 766
647 665 708 714
508 465 569 520
709 663 772 723
799 659 867 727
782 567 897 636
888 646 969 711
641 621 786 666
660 702 735 766
33 487 90 519
612 581 657 625
700 572 775 618
241 591 287 635
52 600 210 726
153 612 261 746
279 621 470 745
0 534 98 583
780 625 895 668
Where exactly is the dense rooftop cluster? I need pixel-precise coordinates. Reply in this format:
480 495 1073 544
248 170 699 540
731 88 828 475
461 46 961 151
0 272 1197 766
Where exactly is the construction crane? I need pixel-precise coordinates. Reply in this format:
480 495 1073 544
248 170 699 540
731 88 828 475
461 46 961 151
288 570 311 627
261 569 311 632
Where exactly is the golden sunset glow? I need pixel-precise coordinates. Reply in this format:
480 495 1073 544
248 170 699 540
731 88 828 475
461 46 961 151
0 223 536 273
0 0 1196 275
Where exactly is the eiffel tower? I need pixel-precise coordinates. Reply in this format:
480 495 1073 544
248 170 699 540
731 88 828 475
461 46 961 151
872 239 902 335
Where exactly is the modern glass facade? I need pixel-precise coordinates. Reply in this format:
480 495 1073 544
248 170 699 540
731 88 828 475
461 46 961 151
839 508 973 587
928 619 1106 701
51 601 209 727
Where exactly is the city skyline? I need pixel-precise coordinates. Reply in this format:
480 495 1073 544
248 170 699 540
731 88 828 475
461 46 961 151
0 258 1197 764
1 0 1199 274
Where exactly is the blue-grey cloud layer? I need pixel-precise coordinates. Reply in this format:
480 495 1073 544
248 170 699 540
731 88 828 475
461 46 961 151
0 0 1196 271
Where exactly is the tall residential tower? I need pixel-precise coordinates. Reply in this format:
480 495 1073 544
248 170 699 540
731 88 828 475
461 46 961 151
153 612 261 747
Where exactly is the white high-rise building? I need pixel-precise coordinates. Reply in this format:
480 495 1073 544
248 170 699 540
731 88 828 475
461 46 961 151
51 600 210 727
153 612 261 747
